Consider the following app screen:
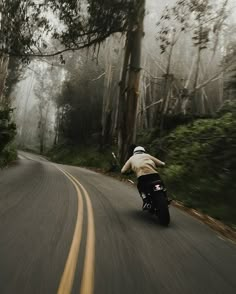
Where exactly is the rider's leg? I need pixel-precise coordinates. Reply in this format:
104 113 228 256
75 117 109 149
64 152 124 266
137 177 151 210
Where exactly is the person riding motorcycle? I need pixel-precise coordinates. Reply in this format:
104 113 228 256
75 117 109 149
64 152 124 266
121 146 166 210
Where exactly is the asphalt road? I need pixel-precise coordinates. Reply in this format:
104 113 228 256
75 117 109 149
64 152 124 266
0 151 235 294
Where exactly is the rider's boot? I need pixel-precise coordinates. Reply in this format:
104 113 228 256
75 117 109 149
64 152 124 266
142 199 150 210
141 194 151 211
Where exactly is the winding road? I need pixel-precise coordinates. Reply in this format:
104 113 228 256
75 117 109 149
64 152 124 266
0 151 235 294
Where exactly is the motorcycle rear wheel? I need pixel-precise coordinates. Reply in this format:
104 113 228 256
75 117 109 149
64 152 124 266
156 193 170 226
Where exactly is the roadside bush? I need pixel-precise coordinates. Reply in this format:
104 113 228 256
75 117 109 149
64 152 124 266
48 144 115 171
0 107 17 167
0 145 17 167
154 102 236 226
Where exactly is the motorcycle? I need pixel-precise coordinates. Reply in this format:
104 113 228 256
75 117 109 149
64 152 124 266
111 151 170 226
142 179 171 226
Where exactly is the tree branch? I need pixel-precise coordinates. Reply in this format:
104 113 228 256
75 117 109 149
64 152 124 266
0 29 122 59
191 59 236 94
91 72 106 81
138 99 163 115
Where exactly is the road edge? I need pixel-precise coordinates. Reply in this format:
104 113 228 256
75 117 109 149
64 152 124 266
82 166 236 244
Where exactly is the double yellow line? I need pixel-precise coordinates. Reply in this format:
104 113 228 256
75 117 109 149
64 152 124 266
56 166 95 294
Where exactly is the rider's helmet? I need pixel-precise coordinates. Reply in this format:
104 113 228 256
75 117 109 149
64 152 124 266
133 146 146 155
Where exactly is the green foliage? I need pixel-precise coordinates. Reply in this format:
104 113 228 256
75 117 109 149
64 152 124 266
0 107 16 153
137 113 207 158
157 0 227 54
5 57 25 97
0 1 50 59
50 0 133 47
48 144 114 171
224 38 236 97
217 100 236 116
0 107 17 167
0 145 17 168
0 0 136 58
155 101 236 225
56 55 104 145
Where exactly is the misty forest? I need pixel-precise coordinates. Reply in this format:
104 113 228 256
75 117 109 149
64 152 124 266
0 0 236 226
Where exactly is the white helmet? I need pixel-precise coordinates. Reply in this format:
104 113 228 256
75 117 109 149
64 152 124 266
133 146 146 155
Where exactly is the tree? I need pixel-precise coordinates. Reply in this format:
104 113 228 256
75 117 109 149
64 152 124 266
54 53 104 146
118 0 146 162
0 1 132 58
100 37 123 149
33 63 62 153
156 1 190 133
0 107 16 153
0 0 146 162
224 37 236 100
154 0 233 119
0 55 9 105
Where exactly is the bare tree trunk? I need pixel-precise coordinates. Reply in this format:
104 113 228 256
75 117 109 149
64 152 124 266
54 106 60 146
117 33 131 161
100 38 124 148
138 55 148 129
19 72 34 147
0 54 9 106
192 45 201 113
185 54 196 89
0 5 9 107
101 62 113 147
39 101 50 154
118 0 145 163
191 20 204 114
159 33 176 136
101 40 114 148
142 82 149 129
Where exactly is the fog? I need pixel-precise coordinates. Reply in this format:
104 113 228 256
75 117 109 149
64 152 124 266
12 0 236 152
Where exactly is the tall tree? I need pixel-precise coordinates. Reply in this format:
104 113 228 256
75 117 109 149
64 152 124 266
224 35 236 100
100 37 122 148
0 54 9 105
118 0 146 162
0 0 145 161
55 53 104 145
155 0 233 118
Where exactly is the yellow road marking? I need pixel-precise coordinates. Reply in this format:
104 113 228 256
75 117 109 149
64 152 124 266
56 167 84 294
63 172 96 294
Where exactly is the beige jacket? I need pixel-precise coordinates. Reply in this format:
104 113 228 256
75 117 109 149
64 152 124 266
121 153 165 178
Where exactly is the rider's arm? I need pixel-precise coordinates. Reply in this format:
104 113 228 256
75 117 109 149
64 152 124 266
121 159 132 174
150 155 165 167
